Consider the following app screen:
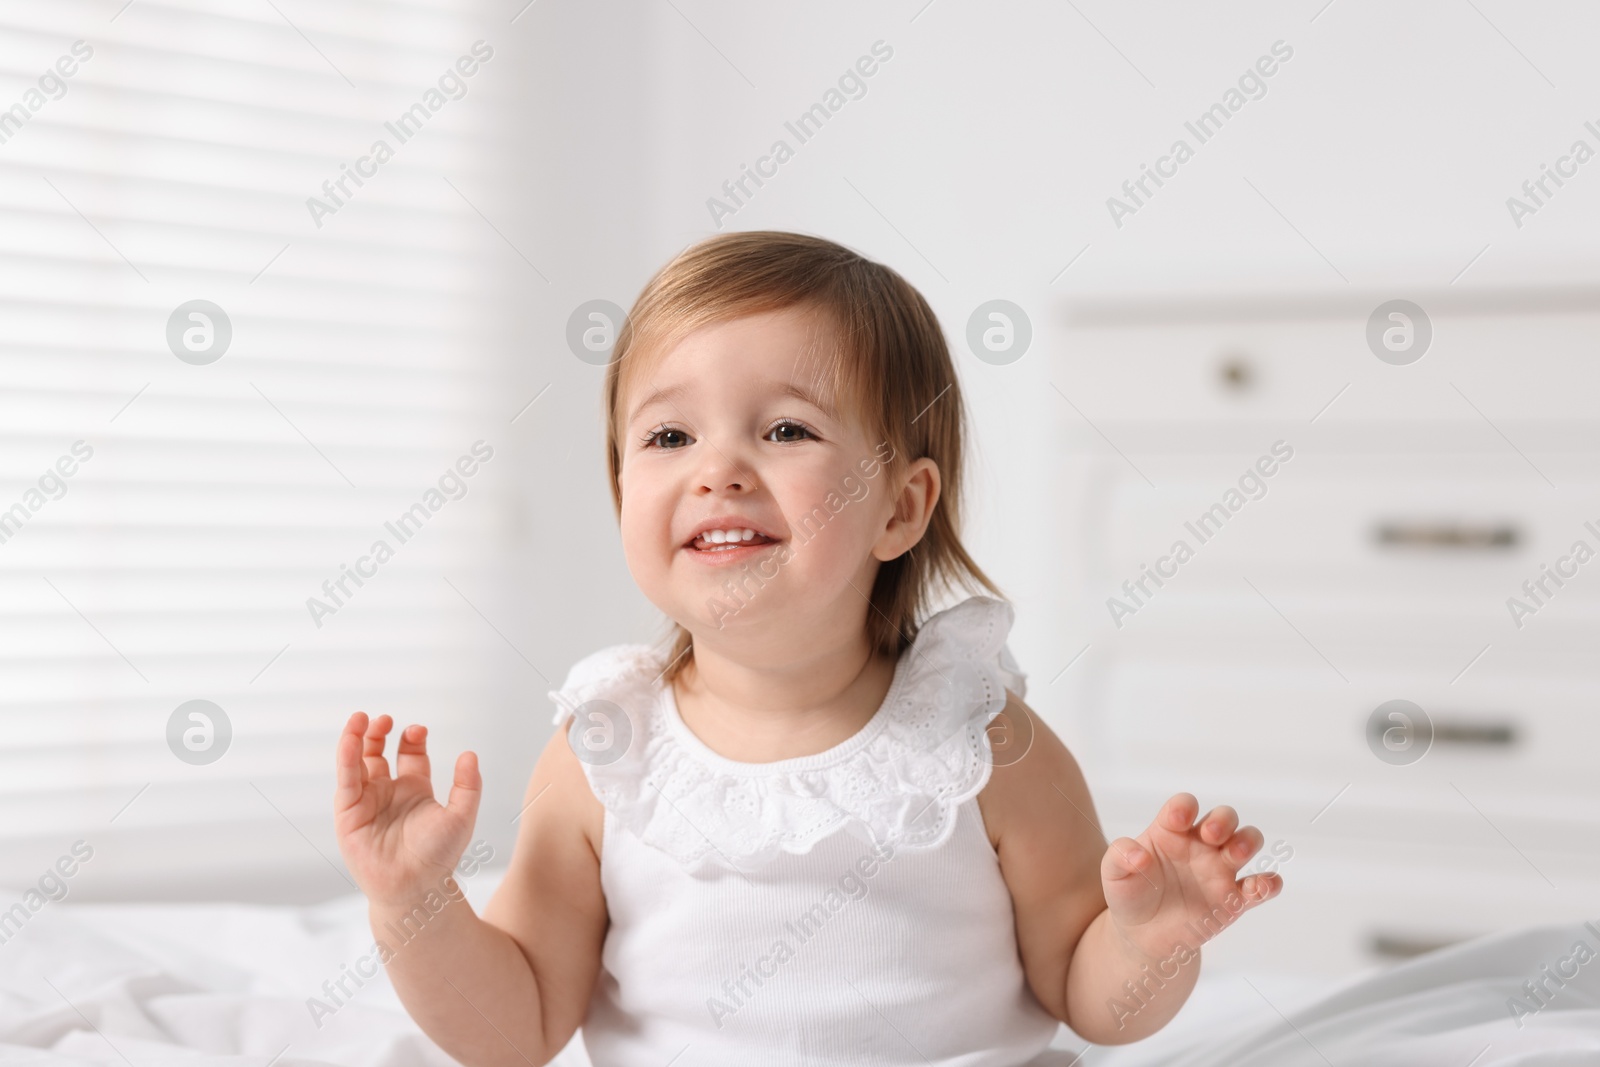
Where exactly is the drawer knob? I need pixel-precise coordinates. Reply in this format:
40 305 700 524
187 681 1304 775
1375 522 1519 550
1434 720 1517 747
1365 704 1518 761
1368 930 1467 960
1217 355 1254 393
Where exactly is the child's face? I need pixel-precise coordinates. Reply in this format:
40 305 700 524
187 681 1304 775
616 306 921 648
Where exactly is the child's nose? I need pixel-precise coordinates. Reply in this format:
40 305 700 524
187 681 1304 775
695 453 756 494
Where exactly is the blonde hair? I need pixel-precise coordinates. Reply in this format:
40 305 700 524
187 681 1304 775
603 230 1002 684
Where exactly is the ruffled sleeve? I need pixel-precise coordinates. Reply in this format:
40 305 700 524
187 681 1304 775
545 595 1028 873
547 643 662 727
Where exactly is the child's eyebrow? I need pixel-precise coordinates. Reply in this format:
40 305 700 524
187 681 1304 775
776 380 837 417
627 383 687 425
628 380 837 423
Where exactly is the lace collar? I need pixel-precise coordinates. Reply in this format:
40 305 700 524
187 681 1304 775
546 595 1026 873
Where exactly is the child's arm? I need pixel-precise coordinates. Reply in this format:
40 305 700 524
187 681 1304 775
978 693 1281 1045
334 713 606 1066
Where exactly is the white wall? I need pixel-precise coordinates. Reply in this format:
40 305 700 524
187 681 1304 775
522 0 1600 740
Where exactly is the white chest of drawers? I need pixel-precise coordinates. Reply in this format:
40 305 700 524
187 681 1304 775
1050 290 1600 976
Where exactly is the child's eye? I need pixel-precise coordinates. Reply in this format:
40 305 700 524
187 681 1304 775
766 420 816 444
639 426 690 450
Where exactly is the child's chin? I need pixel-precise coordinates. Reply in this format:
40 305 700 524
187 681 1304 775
678 580 787 631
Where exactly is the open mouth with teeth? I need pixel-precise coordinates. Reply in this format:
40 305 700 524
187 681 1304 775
686 527 781 554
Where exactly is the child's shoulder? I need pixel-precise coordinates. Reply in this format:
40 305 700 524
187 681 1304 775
975 687 1093 846
547 641 666 723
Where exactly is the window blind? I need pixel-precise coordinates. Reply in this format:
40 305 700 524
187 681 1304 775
0 0 525 901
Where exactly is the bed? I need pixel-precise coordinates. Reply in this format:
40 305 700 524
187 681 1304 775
3 869 1596 1066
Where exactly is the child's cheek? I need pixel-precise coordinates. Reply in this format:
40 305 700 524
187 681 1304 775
615 483 667 578
782 479 877 571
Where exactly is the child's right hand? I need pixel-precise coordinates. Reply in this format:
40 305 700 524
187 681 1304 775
333 711 482 907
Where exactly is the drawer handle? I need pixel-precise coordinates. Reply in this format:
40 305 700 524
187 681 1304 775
1434 720 1517 747
1375 521 1519 550
1368 931 1467 960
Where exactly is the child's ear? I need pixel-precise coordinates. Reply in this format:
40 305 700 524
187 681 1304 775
872 457 941 562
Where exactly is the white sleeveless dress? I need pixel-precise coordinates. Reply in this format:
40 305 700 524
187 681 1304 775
545 595 1068 1066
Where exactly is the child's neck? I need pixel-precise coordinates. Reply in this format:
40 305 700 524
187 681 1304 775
672 636 898 764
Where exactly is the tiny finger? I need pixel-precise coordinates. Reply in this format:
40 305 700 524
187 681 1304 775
445 751 483 823
1160 793 1199 833
363 714 394 779
1239 872 1282 904
334 730 366 809
1225 826 1265 869
363 713 393 752
1199 805 1240 845
1101 836 1152 882
395 723 432 780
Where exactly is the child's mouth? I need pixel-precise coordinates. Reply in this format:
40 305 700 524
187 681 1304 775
691 531 777 556
684 529 781 561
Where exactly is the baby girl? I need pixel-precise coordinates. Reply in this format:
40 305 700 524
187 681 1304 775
332 231 1282 1065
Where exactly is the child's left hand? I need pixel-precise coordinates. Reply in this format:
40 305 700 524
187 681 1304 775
1100 792 1282 963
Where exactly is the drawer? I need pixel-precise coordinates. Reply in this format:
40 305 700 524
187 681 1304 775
1094 659 1600 797
1090 782 1600 975
1059 292 1600 427
1204 837 1600 976
1097 459 1600 601
1088 452 1600 658
1098 586 1600 675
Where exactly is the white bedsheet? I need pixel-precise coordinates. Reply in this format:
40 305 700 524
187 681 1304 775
1036 923 1600 1066
1 873 1595 1065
